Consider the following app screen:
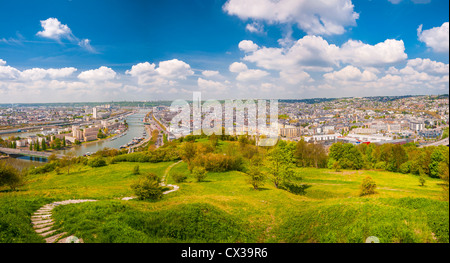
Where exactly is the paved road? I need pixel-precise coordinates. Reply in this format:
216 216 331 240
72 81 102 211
419 138 449 148
0 147 65 159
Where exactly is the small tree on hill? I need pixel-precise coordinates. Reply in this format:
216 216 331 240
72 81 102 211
131 173 163 200
192 166 207 182
0 162 24 191
360 176 377 196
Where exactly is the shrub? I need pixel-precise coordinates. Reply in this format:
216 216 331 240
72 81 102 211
419 176 426 187
192 152 243 172
360 176 377 196
246 165 265 190
87 157 107 168
192 166 207 182
399 161 411 174
280 181 311 195
374 161 386 170
133 165 140 175
131 173 163 200
0 162 24 190
171 172 187 183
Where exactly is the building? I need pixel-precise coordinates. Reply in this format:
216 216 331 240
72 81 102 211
279 127 303 138
410 121 424 131
83 126 98 142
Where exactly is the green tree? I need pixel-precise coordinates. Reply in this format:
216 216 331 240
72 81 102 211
131 173 163 200
41 138 47 151
192 166 207 182
246 163 265 190
265 141 296 188
179 142 197 172
360 176 377 196
0 162 24 190
133 165 140 175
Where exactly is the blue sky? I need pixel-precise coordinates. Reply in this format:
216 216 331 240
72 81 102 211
0 0 448 103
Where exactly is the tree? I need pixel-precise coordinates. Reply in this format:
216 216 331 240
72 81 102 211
246 163 265 190
41 138 47 151
192 166 207 182
133 165 140 175
360 176 377 196
179 142 197 172
265 141 296 188
419 175 426 187
60 152 75 174
131 173 163 200
0 162 24 190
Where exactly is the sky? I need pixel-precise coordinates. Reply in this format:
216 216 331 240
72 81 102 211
0 0 448 103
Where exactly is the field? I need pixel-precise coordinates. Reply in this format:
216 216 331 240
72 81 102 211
0 160 448 243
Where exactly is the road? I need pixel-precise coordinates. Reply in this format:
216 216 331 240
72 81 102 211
0 147 65 159
419 137 449 148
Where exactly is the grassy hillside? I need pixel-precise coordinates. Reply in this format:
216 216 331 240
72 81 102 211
0 160 448 243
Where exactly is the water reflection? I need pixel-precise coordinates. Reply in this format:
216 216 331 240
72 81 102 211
0 157 45 171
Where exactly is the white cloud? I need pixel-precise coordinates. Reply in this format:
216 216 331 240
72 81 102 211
0 59 6 66
236 69 269 82
198 78 227 92
223 0 359 35
417 22 449 53
238 40 259 53
155 59 194 79
339 39 407 66
324 65 378 82
202 70 220 77
126 59 194 87
36 18 73 41
243 36 407 72
20 67 77 81
245 22 264 34
0 62 20 79
406 58 449 75
229 62 249 73
36 18 96 53
78 66 116 82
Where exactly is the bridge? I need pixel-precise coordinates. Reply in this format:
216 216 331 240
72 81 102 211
0 147 65 159
419 138 449 148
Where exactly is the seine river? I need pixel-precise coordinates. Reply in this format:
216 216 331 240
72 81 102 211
0 110 150 169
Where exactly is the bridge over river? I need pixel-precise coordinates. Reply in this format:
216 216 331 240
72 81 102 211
0 147 65 159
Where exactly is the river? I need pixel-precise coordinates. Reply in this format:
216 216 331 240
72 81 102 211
0 110 150 169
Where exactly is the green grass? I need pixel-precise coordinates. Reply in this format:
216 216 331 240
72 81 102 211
0 160 448 243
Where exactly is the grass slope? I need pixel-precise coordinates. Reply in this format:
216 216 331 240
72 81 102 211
0 160 448 243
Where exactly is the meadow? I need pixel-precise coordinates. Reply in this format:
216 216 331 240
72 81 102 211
1 159 448 243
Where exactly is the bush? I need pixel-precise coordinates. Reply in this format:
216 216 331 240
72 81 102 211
374 161 386 170
87 157 107 168
192 166 207 182
419 176 426 187
191 152 243 172
246 165 265 190
360 176 377 196
0 162 24 190
131 173 163 200
133 165 140 175
171 172 187 183
280 181 311 195
399 161 411 174
29 162 58 174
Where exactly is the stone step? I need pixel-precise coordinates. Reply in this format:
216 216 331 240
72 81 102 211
40 229 58 237
32 219 53 225
45 232 67 243
33 222 54 229
58 235 84 243
34 211 52 215
35 226 53 233
31 214 52 219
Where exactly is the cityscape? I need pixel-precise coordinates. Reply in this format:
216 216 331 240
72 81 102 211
0 0 448 256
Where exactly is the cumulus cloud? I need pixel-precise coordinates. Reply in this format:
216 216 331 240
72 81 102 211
229 62 249 73
78 66 116 82
126 59 194 87
0 60 21 80
245 22 264 34
36 18 96 53
202 70 220 77
223 0 359 35
323 65 378 82
20 67 77 81
0 59 6 66
242 36 407 73
198 78 227 92
238 40 259 52
417 22 449 53
155 59 194 79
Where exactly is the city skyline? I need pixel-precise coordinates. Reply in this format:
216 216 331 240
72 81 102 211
0 0 449 103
